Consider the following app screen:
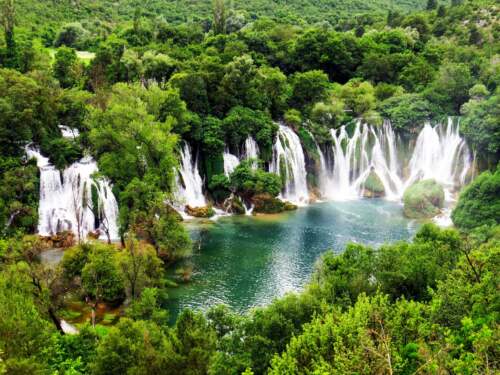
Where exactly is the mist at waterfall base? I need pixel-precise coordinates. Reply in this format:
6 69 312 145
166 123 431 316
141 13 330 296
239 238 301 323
166 199 418 320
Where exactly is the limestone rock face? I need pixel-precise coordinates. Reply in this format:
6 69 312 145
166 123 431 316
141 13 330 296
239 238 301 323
185 205 215 218
403 179 444 219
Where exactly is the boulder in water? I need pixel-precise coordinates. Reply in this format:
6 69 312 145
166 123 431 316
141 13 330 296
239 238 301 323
185 205 215 218
362 170 385 198
403 179 444 219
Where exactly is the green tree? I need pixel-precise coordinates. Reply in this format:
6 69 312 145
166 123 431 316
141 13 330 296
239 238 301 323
426 0 437 10
425 62 473 114
119 179 192 262
336 80 376 117
0 68 59 158
212 0 226 35
379 93 434 131
289 70 330 110
452 170 500 232
0 263 53 373
81 244 125 303
53 47 81 88
173 310 217 374
126 287 169 327
92 318 177 375
461 89 500 166
0 159 38 235
88 83 178 192
117 237 164 302
0 0 17 68
216 54 257 113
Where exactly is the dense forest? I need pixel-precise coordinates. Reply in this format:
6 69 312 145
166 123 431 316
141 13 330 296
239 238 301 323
0 0 499 373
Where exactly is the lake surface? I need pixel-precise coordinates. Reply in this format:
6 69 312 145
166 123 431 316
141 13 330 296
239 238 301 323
166 199 419 319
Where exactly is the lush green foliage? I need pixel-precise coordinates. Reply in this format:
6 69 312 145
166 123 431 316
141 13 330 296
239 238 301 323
229 160 282 198
1 223 498 374
452 169 500 232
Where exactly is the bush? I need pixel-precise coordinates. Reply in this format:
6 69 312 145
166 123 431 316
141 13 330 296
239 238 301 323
230 161 282 198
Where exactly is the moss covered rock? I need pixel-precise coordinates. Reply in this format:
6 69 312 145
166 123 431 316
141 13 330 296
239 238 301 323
362 170 385 198
185 205 215 218
403 179 444 219
252 193 286 214
283 201 298 211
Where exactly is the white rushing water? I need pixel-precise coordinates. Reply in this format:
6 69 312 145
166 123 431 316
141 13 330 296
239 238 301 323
175 142 206 208
244 136 260 168
223 149 240 176
320 118 471 202
270 124 309 204
59 125 80 139
27 148 119 241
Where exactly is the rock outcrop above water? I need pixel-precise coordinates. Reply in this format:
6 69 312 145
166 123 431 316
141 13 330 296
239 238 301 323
185 205 215 218
251 193 297 214
403 179 444 219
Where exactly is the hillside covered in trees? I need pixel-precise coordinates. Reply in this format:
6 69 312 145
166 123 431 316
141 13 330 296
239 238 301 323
0 0 499 373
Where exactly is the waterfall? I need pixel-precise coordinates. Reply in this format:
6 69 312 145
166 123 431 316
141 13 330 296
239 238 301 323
322 118 471 201
405 118 470 196
223 149 240 176
59 125 80 139
269 125 309 204
26 148 119 240
175 142 206 208
244 136 259 168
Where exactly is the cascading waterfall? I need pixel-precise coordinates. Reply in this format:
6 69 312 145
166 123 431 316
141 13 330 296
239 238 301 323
405 118 471 199
244 136 259 168
270 125 309 204
26 148 119 240
223 148 240 176
320 118 471 202
175 142 206 208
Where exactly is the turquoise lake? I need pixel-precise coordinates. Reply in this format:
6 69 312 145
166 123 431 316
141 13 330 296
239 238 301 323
166 199 419 319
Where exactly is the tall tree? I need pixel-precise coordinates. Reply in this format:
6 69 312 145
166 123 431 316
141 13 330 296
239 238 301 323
212 0 226 35
1 0 16 67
